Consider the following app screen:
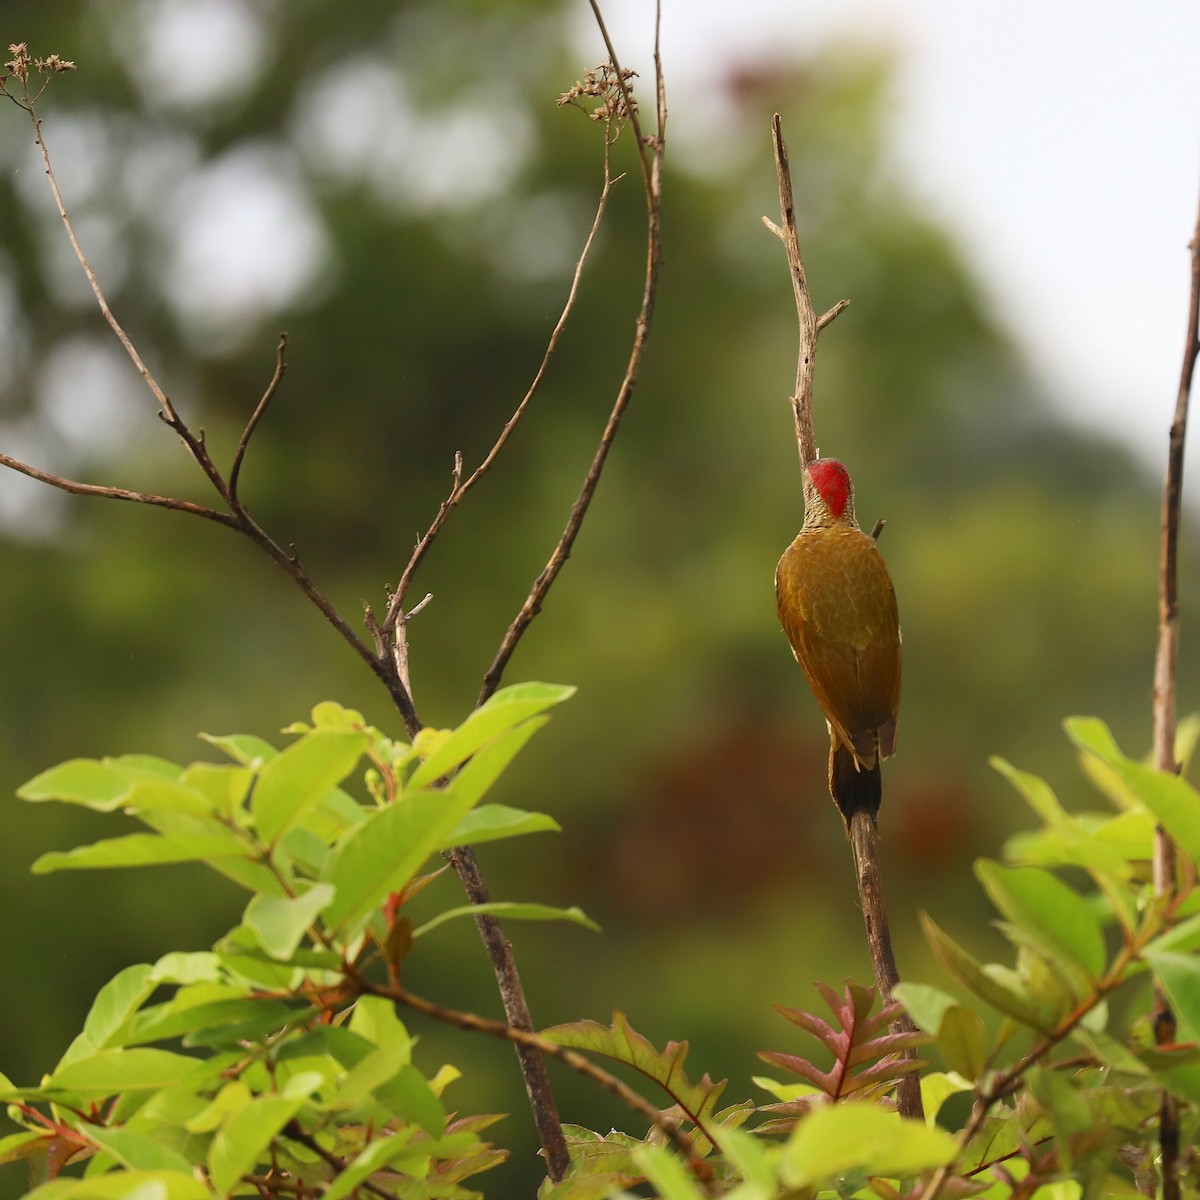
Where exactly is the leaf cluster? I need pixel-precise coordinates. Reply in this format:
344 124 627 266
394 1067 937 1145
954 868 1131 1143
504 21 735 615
2 684 588 1199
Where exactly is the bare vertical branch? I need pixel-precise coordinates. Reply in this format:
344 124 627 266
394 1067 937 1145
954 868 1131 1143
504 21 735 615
762 115 849 470
849 813 924 1120
1148 176 1200 1200
767 116 919 1121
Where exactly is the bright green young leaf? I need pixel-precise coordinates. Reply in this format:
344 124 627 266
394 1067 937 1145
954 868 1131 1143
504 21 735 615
309 701 368 731
1145 912 1200 957
937 1005 988 1081
444 802 560 847
408 683 574 789
448 718 550 806
199 732 278 766
321 786 478 933
251 729 368 844
32 829 252 874
178 764 254 819
208 1091 313 1196
358 1063 444 1134
781 1101 956 1186
85 1126 194 1174
1064 715 1123 760
348 995 408 1046
920 1072 973 1123
1004 823 1141 879
891 982 958 1035
413 902 599 939
0 1131 44 1168
975 862 1106 980
636 1143 709 1200
1066 718 1200 858
990 758 1067 826
25 1170 211 1200
244 883 335 959
19 757 179 811
332 1036 414 1109
186 1082 253 1134
48 1049 202 1094
150 952 222 986
714 1126 776 1193
318 1130 427 1200
921 913 1051 1032
121 780 215 818
1145 950 1200 1042
1177 713 1200 771
57 964 156 1069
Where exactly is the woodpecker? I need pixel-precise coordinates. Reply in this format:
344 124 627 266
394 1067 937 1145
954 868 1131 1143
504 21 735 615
775 457 900 826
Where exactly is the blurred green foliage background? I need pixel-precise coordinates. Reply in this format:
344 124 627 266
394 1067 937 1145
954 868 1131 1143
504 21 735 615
0 1 1194 1194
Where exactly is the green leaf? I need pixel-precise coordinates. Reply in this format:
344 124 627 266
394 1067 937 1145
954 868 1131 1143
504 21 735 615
252 729 368 844
47 1049 202 1095
199 732 278 766
921 913 1051 1032
1066 717 1200 859
543 1012 726 1134
990 757 1068 825
414 901 599 939
178 764 254 819
244 883 335 959
891 982 958 1035
444 803 560 847
321 786 479 933
32 829 252 873
408 683 574 788
58 964 156 1069
25 1170 210 1200
920 1072 974 1122
208 1089 314 1196
319 1130 423 1200
1145 949 1200 1042
636 1144 708 1200
975 861 1106 979
85 1126 194 1174
122 780 215 818
448 718 550 805
150 952 222 985
19 757 179 811
780 1101 956 1185
937 1005 987 1081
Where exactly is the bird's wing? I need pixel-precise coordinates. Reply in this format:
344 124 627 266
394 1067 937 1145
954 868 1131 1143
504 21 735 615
776 529 900 766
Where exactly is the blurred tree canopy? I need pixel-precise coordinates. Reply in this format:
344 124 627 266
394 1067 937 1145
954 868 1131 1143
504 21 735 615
0 1 1193 1195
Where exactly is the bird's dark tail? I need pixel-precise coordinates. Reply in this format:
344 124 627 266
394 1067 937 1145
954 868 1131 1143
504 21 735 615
829 740 882 829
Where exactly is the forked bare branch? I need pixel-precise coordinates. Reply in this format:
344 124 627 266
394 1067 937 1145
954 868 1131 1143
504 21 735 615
478 5 666 706
382 135 622 638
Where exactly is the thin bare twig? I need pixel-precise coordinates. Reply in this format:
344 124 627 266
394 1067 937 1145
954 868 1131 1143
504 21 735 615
350 972 714 1188
848 813 924 1121
478 6 666 707
382 144 620 636
0 453 238 527
230 333 288 503
762 113 849 471
1148 174 1200 1200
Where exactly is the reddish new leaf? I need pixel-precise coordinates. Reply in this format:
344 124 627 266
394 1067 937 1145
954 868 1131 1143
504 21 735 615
760 980 930 1113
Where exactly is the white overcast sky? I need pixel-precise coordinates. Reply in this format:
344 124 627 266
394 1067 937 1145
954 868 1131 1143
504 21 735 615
574 1 1200 472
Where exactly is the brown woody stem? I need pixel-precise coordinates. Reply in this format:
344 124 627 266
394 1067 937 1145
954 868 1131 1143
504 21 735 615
849 811 924 1121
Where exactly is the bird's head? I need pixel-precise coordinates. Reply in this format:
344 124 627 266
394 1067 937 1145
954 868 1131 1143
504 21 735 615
803 458 858 529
